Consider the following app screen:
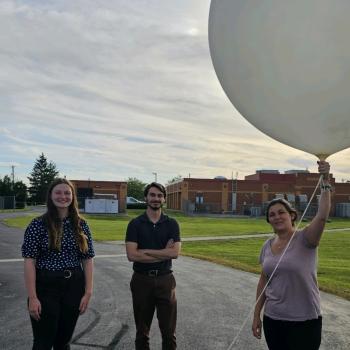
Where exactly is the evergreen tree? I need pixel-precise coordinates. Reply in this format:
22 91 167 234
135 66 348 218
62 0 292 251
28 153 59 204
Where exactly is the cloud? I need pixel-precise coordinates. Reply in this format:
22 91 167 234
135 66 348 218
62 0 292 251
1 0 349 185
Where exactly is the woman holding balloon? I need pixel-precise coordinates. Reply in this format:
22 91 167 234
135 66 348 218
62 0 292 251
251 161 331 350
209 1 349 349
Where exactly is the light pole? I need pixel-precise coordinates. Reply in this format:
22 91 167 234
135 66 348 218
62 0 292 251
152 172 158 182
0 164 15 190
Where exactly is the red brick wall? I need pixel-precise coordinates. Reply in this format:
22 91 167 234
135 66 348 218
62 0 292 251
166 173 347 216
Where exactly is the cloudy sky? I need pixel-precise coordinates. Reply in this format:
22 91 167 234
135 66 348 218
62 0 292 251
1 0 349 185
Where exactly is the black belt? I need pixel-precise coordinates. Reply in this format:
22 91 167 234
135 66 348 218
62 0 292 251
36 267 83 279
135 269 172 277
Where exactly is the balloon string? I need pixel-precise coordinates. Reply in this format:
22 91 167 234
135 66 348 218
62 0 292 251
226 175 323 350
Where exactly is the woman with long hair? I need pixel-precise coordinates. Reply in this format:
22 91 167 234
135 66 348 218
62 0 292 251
252 161 331 350
22 178 95 349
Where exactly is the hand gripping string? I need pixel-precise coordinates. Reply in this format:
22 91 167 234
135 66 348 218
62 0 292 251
226 175 323 350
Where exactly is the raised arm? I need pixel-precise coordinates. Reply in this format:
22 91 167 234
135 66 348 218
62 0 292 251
304 161 331 246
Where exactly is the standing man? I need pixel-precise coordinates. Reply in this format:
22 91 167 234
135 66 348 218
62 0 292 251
125 182 181 350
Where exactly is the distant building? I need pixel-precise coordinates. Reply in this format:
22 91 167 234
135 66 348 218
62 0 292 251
255 169 280 174
71 180 127 213
284 169 310 174
166 170 350 217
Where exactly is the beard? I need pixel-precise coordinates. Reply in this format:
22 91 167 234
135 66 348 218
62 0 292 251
147 201 162 211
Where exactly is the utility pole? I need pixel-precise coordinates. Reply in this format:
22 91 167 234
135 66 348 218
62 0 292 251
11 165 15 189
0 164 15 189
152 172 158 182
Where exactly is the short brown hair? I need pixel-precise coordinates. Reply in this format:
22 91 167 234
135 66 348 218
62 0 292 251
266 198 298 225
144 182 166 199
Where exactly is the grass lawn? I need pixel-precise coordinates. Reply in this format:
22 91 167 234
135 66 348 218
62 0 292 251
2 210 274 240
181 231 350 301
317 232 350 299
3 209 350 240
2 210 349 300
0 208 29 213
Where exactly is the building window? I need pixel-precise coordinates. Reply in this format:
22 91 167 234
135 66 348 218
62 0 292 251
195 194 204 204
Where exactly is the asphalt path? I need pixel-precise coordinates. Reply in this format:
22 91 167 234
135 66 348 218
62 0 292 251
0 212 349 349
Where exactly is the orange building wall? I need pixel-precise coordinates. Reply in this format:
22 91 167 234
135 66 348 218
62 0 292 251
166 173 347 216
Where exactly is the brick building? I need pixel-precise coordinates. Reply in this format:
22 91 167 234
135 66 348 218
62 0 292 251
166 170 350 217
71 180 127 213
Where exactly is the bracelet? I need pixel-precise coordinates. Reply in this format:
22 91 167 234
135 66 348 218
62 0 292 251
320 184 333 192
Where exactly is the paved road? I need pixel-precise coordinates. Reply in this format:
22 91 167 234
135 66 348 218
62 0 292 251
1 212 349 349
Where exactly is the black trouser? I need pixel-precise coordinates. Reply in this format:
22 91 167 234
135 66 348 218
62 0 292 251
30 268 85 350
263 315 322 350
130 272 177 350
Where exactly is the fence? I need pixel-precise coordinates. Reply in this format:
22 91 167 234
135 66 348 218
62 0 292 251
335 203 350 217
182 199 321 217
0 196 16 210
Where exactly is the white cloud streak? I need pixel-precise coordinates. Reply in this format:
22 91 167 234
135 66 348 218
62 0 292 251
0 0 349 184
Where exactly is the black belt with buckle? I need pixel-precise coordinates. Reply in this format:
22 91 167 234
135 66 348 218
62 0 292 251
36 267 83 279
135 269 172 277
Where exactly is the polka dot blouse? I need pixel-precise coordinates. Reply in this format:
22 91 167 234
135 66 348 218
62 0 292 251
22 217 95 271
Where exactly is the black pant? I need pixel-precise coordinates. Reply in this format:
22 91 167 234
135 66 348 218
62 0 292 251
263 315 322 350
30 268 85 350
130 272 177 350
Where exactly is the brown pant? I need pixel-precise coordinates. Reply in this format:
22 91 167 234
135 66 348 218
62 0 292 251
130 272 177 350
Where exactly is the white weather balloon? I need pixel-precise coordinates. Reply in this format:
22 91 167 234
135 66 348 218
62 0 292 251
209 0 350 160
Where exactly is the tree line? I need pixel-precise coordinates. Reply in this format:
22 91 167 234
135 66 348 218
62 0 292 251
0 153 58 208
1 153 183 208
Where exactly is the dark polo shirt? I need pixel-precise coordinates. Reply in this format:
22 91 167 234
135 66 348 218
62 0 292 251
125 212 180 272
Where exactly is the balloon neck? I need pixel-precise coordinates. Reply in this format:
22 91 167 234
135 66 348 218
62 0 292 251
315 154 329 161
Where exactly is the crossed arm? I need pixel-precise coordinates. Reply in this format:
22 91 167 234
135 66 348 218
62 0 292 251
125 239 181 263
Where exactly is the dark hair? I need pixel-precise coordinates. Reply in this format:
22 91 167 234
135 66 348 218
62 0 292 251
144 182 166 199
42 178 88 252
266 198 298 226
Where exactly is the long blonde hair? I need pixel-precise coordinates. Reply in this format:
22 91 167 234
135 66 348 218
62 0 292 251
42 178 88 253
